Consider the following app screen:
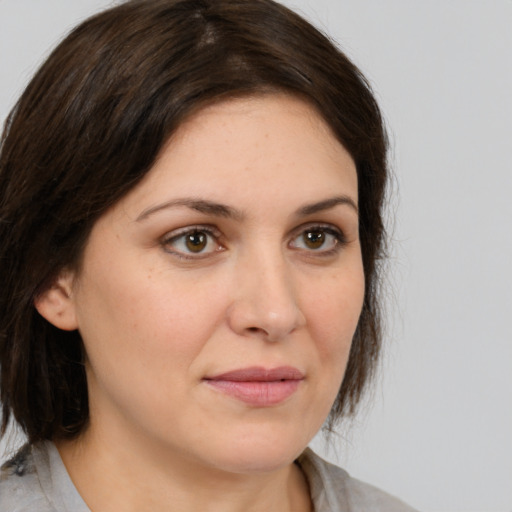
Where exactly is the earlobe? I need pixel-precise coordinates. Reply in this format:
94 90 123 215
34 271 78 331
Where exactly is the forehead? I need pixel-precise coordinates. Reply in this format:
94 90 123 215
151 95 353 185
108 94 358 224
173 93 349 165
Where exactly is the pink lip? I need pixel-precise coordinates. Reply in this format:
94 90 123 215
204 366 304 406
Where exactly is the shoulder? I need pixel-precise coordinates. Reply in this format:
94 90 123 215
341 472 418 512
298 448 419 512
0 443 56 512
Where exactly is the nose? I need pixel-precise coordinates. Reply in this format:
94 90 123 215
227 250 306 342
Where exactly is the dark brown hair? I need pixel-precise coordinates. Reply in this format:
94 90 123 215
0 0 388 443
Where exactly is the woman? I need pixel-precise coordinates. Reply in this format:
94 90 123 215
0 0 417 510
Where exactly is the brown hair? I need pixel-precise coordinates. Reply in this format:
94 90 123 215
0 0 388 443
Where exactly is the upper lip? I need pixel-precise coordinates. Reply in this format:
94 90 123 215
205 366 304 382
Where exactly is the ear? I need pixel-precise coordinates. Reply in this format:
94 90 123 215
34 270 78 331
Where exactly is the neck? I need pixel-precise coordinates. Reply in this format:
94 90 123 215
56 426 312 512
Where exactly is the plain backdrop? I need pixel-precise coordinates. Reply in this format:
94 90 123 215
1 1 511 511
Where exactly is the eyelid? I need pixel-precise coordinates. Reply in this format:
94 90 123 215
161 224 222 241
290 222 346 239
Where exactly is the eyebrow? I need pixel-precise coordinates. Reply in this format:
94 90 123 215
135 195 358 222
297 196 358 216
136 198 244 222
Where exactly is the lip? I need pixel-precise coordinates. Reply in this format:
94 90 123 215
204 366 304 406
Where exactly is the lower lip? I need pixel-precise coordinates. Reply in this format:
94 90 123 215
205 379 301 406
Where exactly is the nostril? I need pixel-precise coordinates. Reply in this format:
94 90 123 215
246 326 271 337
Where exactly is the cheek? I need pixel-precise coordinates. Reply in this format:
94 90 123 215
304 268 365 360
74 269 229 429
293 267 364 439
75 261 229 378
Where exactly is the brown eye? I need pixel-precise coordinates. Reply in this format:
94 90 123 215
303 230 325 249
163 227 222 258
185 231 208 253
290 226 343 254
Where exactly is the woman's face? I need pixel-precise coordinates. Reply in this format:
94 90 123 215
63 95 364 473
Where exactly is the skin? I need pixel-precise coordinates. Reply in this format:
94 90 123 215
37 94 364 512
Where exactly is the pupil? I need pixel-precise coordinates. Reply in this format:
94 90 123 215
304 231 324 249
186 232 207 252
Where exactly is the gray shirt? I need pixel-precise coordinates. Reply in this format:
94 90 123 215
1 442 418 511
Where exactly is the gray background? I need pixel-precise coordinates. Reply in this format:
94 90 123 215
1 1 511 511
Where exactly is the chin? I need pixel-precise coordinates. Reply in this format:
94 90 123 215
200 426 312 474
212 450 298 475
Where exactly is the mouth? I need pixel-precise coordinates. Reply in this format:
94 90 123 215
203 366 304 406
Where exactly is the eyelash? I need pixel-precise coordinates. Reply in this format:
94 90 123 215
160 223 347 260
